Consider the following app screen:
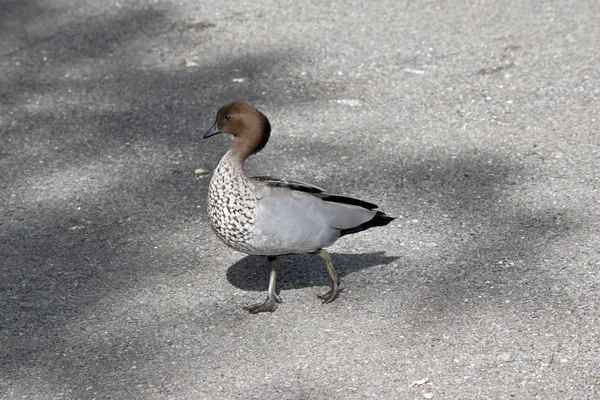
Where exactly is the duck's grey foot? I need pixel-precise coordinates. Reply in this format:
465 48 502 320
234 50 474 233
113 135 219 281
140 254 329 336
315 249 340 304
244 256 282 314
318 287 340 304
243 294 282 314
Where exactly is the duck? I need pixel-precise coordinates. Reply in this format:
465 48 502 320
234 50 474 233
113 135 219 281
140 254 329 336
204 100 394 313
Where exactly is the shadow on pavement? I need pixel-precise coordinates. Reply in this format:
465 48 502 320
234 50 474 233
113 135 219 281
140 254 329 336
226 251 400 292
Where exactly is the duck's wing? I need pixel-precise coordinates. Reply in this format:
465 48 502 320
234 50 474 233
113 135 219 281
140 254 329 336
251 175 394 238
251 176 379 210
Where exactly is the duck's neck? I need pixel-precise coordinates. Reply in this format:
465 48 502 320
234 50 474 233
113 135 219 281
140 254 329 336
216 149 247 178
229 136 258 162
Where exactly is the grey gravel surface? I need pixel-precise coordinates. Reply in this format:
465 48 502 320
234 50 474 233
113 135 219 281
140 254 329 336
1 0 599 399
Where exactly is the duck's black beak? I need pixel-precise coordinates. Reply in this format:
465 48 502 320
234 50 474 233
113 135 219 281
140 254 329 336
203 121 221 138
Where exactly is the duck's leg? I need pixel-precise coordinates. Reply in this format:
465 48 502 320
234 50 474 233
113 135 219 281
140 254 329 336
244 256 282 314
316 249 340 303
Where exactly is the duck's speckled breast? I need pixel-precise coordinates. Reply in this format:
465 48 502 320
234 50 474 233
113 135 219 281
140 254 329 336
207 153 260 254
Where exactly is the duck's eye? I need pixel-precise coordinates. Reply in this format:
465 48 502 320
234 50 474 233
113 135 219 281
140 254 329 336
224 114 232 120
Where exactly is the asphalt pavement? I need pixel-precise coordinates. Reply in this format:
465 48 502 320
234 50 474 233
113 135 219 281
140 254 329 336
1 0 599 399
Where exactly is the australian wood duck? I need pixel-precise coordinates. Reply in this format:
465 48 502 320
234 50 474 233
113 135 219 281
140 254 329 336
204 101 394 313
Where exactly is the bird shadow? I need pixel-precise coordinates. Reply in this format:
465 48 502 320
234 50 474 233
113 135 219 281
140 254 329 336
226 251 399 292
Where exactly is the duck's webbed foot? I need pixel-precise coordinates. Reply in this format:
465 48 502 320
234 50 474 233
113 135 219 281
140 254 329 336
315 249 340 304
318 287 339 304
244 256 282 314
243 293 282 314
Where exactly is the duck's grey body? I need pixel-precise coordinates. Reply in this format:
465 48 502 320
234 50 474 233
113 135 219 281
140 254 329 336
203 100 394 313
251 184 376 255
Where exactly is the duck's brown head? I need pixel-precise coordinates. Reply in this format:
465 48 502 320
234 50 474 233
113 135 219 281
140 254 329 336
204 101 271 160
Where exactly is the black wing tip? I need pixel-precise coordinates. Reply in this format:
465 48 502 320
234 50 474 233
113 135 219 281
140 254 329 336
375 210 396 224
370 210 396 227
324 195 378 210
339 211 395 237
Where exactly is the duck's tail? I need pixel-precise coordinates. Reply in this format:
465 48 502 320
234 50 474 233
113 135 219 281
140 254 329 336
339 211 395 237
